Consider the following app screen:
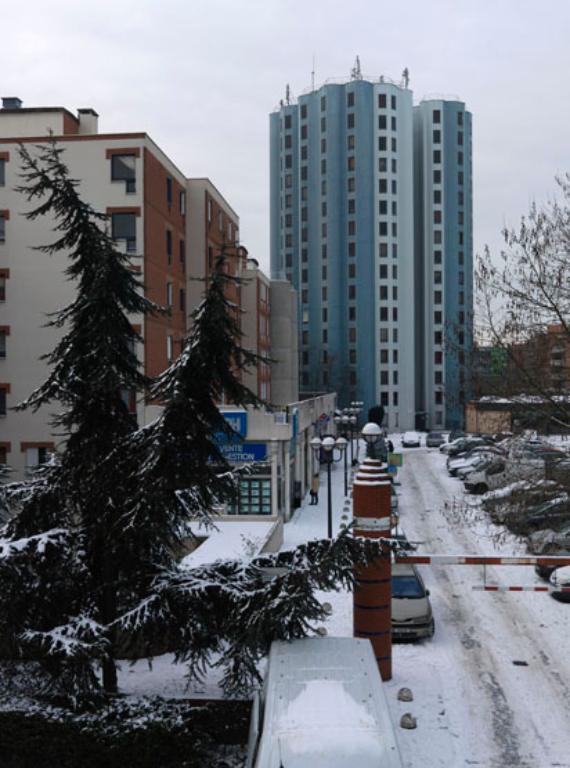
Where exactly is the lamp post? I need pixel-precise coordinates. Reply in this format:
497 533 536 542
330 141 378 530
310 435 348 538
334 415 350 497
361 421 383 456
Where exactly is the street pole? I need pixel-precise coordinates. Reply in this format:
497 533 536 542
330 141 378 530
350 423 354 465
343 442 348 497
327 458 332 538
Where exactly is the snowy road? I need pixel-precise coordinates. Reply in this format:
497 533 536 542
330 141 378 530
390 447 570 768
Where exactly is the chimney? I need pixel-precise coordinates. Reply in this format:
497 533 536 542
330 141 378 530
2 97 23 109
77 108 99 134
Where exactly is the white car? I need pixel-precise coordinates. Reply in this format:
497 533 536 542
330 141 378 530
402 431 421 448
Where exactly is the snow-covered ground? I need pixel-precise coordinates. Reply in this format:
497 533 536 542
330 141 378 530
287 438 570 766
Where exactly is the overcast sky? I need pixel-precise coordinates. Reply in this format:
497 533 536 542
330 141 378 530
2 0 569 274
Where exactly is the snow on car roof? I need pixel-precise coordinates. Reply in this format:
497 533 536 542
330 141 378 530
179 520 278 567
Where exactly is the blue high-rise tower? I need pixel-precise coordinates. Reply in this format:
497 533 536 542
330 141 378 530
270 70 473 431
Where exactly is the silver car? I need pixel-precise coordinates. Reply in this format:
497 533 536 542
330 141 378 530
391 562 434 640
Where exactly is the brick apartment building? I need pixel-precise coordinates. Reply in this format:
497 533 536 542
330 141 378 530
0 98 294 477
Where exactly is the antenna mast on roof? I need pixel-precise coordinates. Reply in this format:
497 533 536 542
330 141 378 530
285 84 292 105
402 67 410 88
350 55 363 81
311 54 316 91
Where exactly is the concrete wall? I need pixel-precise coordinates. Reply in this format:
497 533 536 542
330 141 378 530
270 279 298 406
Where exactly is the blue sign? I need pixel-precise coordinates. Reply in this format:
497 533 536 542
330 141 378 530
219 442 267 463
387 464 398 475
215 411 248 443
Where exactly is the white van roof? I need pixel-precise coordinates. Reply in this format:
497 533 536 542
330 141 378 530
254 637 403 768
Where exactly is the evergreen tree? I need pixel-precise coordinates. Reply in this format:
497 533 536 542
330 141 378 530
0 142 390 706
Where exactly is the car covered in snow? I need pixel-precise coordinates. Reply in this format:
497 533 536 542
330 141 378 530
402 431 421 448
247 637 404 768
535 551 570 580
549 566 570 602
391 562 434 640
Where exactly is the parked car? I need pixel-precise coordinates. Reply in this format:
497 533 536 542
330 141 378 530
426 431 445 448
457 455 504 481
549 566 570 602
402 431 421 448
391 562 434 640
464 457 542 495
535 551 570 580
447 447 505 475
446 437 490 457
449 430 466 442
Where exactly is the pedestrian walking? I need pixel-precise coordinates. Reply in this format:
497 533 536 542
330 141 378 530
310 474 320 505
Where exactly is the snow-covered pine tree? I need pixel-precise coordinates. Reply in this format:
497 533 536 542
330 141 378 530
0 140 158 698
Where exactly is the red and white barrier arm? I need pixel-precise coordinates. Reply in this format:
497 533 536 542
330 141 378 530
396 554 570 567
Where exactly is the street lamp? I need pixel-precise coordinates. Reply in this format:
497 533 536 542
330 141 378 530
361 422 382 458
310 435 347 538
334 417 350 497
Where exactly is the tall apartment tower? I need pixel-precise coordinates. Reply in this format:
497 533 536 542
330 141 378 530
413 99 473 430
270 72 473 431
270 76 416 430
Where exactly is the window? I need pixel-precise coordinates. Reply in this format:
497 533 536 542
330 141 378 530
433 170 441 184
321 117 326 132
322 265 327 280
391 138 397 152
0 274 6 301
347 92 355 107
349 349 357 364
321 244 327 259
391 116 397 131
285 134 292 149
379 178 387 194
348 198 355 214
322 308 327 322
378 115 386 130
321 95 326 111
0 159 5 187
391 201 397 216
299 106 306 121
111 154 136 193
348 263 356 279
458 151 464 165
434 189 441 204
458 250 464 265
348 285 356 300
458 171 464 185
392 244 398 259
379 200 387 215
433 150 441 164
434 311 442 324
434 291 442 304
207 198 212 223
179 288 186 312
380 371 388 385
392 264 398 279
458 190 464 206
285 154 292 168
379 222 387 236
0 216 5 243
458 211 464 225
349 327 357 343
392 307 398 321
166 230 172 261
348 242 356 258
25 446 51 468
380 328 388 343
435 371 443 385
321 158 327 174
347 134 355 150
380 307 388 321
167 334 174 362
433 130 441 144
378 136 387 152
379 264 388 278
111 212 136 252
347 156 355 171
379 157 387 173
301 269 308 283
301 125 308 140
348 306 356 321
435 391 443 405
322 222 327 238
166 282 173 307
380 243 388 259
322 329 328 343
348 177 355 192
392 179 397 194
380 285 388 300
458 132 464 146
457 112 463 126
435 351 443 364
434 331 442 344
380 349 388 363
321 202 327 217
300 145 307 161
378 93 386 108
381 392 389 407
322 180 327 195
347 113 355 129
0 330 6 357
434 230 442 244
0 388 6 416
391 95 396 110
433 109 441 123
321 138 326 154
434 210 442 224
322 286 327 301
166 176 173 206
391 158 397 173
393 350 398 363
434 250 442 264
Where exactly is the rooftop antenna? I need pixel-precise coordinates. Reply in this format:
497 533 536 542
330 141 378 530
402 67 410 88
311 54 316 91
351 55 363 81
285 84 291 105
